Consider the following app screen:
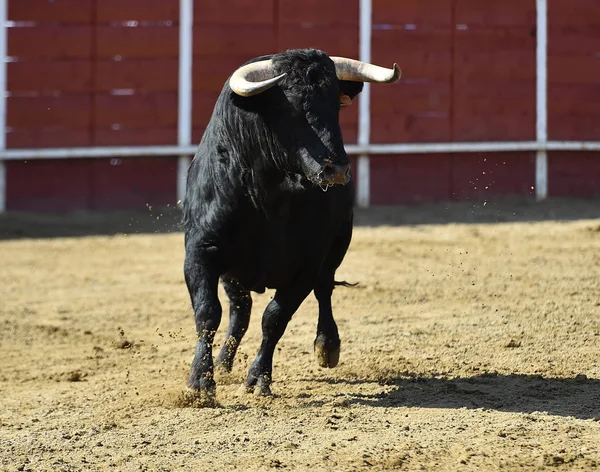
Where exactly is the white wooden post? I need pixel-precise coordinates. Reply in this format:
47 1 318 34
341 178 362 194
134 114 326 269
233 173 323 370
535 0 548 200
357 0 372 208
177 0 194 205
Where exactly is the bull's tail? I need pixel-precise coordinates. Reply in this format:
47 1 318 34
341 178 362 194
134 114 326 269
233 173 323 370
334 280 359 288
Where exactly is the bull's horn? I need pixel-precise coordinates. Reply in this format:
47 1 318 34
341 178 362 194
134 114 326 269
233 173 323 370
331 57 401 83
229 60 286 97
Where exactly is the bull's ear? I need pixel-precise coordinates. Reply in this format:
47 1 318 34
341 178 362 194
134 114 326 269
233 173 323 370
340 93 353 107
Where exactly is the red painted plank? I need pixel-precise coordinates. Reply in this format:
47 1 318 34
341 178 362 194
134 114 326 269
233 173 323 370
548 84 600 116
371 82 451 143
371 113 452 144
548 56 600 85
93 92 178 128
370 154 453 205
194 0 275 26
548 114 600 141
373 0 452 25
193 57 245 93
454 51 535 82
340 106 358 144
453 84 535 115
453 12 536 143
453 113 535 141
548 79 600 137
372 82 452 115
8 26 92 59
549 26 600 54
9 0 93 23
7 94 92 128
6 157 179 212
8 60 92 92
90 158 177 210
95 25 178 59
6 159 91 212
96 0 179 22
278 26 358 59
93 128 178 146
372 28 453 54
341 125 358 145
549 0 600 25
455 0 536 26
6 129 92 149
548 152 600 198
454 26 536 52
194 26 276 58
95 59 178 92
451 153 535 200
279 0 358 27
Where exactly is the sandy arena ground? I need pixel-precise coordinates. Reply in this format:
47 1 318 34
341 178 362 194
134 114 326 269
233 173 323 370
1 199 600 471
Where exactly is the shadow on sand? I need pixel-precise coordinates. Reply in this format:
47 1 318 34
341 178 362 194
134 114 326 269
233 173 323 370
1 197 599 241
313 373 600 421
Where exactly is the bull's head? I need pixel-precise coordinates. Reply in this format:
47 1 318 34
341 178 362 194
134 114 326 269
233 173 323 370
228 50 401 189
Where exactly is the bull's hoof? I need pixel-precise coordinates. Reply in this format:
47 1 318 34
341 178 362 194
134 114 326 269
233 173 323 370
243 373 273 396
186 375 216 403
254 377 272 396
314 335 340 368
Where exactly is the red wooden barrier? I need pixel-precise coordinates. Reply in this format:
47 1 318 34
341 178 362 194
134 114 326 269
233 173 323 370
7 1 93 149
4 0 600 212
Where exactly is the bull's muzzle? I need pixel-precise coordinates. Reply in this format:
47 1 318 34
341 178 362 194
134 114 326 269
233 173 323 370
319 162 351 186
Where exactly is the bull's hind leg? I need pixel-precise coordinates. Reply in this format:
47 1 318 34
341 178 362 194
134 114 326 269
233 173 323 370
215 276 252 372
314 274 341 368
184 243 222 400
244 286 311 396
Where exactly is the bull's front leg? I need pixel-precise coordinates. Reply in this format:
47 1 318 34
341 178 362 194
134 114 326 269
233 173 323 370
244 286 311 396
314 279 341 368
184 245 222 401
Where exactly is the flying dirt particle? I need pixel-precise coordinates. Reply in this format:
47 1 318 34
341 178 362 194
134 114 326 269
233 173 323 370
114 339 133 349
66 370 85 382
268 459 285 468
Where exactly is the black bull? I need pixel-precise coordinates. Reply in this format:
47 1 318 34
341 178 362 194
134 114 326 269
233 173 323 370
182 49 401 398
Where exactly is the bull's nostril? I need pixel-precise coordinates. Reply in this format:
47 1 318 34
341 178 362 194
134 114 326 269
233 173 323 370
322 164 335 178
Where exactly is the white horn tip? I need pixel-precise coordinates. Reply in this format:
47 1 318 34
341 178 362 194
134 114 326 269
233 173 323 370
389 63 402 83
